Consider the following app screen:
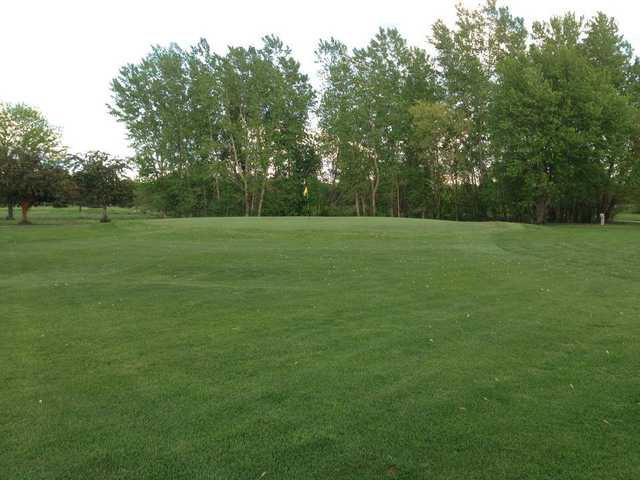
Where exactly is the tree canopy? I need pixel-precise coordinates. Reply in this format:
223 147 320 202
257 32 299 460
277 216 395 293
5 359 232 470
71 151 134 222
110 36 316 217
0 102 65 223
18 2 628 223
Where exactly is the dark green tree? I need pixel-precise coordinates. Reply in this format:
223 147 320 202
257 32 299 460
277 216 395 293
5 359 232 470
72 151 132 222
317 29 438 216
431 1 527 217
0 103 63 220
491 13 638 223
111 37 315 217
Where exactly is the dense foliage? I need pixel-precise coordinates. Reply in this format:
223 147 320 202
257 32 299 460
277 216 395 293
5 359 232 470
109 36 316 217
70 151 134 222
0 104 137 223
110 3 640 223
107 3 640 223
0 102 66 223
4 2 639 224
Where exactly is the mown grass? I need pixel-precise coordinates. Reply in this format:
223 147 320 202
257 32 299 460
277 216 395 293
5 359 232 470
3 206 155 225
615 211 640 223
2 210 639 479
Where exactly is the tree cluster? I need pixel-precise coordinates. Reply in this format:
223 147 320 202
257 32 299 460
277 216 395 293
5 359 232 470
317 4 640 222
1 103 133 223
0 102 66 223
110 36 317 217
4 2 639 224
108 2 640 223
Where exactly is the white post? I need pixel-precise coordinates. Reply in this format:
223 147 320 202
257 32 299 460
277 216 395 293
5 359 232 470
600 213 605 226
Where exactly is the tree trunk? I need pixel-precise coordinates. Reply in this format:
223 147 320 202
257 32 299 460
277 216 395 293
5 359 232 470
389 188 395 217
19 201 30 224
355 192 360 217
371 184 378 217
243 178 250 217
6 204 14 220
604 196 616 222
371 160 379 217
250 190 256 216
395 177 401 217
214 176 221 202
257 178 267 217
535 197 547 224
452 179 459 221
100 206 109 223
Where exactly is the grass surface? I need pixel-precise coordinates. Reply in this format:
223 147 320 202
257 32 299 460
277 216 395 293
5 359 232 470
615 211 640 223
3 206 155 225
2 210 640 479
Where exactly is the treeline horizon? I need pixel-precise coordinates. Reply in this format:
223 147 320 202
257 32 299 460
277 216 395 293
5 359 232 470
4 1 640 223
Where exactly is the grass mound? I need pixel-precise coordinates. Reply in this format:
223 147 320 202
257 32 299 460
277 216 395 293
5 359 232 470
2 215 639 479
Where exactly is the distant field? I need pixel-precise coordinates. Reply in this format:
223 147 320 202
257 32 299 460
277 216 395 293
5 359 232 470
2 206 155 224
615 211 640 223
2 212 639 479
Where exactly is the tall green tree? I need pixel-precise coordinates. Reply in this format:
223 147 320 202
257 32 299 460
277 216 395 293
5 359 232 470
410 101 468 219
214 36 315 216
317 29 438 216
316 38 366 214
111 36 315 217
71 151 133 222
491 13 638 223
110 44 195 179
0 103 64 222
108 8 640 223
491 54 560 223
431 0 527 216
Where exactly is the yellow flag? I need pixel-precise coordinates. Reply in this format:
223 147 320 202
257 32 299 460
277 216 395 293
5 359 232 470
303 185 309 198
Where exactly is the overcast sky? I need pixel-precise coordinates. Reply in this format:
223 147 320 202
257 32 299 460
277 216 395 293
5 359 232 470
2 0 639 157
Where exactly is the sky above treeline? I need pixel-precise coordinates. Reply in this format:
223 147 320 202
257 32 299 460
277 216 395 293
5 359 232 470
2 0 639 157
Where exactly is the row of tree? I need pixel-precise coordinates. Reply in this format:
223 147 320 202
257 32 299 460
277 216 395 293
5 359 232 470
0 103 133 223
109 1 640 223
110 34 318 218
3 2 640 223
